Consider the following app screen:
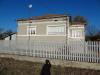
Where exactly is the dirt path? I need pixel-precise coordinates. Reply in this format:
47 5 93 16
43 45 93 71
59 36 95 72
0 57 100 75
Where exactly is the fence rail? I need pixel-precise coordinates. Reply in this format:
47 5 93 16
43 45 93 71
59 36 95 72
0 40 100 63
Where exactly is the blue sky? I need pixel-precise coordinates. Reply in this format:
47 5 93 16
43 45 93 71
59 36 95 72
0 0 100 33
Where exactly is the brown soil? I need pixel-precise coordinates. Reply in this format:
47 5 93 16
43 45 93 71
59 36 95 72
0 57 100 75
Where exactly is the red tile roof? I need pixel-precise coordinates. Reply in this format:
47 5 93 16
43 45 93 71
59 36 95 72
17 14 67 21
71 22 86 25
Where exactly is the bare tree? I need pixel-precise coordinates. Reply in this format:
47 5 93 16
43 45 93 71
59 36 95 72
4 30 15 40
72 16 87 25
0 28 4 40
85 25 100 41
86 25 97 36
0 29 15 40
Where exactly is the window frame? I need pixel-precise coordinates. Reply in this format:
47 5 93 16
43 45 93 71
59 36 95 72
47 25 66 35
27 26 36 36
70 29 84 38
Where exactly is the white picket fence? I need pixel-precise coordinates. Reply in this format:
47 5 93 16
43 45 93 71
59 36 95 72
0 40 100 63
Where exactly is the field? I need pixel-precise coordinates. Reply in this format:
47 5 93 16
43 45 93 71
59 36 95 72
0 57 100 75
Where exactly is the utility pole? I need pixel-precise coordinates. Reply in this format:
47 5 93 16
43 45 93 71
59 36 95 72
28 4 33 56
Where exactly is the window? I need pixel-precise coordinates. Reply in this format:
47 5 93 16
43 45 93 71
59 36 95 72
47 25 65 35
27 26 36 35
70 29 84 38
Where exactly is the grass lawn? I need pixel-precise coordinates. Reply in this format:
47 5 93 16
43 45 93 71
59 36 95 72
0 57 100 75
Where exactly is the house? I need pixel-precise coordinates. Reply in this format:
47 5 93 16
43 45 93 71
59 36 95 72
5 33 16 40
17 14 85 42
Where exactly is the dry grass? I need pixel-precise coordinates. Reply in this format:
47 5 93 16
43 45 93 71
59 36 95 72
0 57 100 75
